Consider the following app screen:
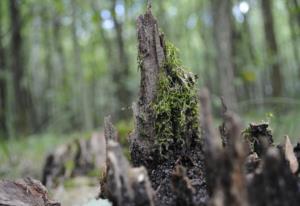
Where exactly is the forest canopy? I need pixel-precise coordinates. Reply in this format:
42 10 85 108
0 0 299 138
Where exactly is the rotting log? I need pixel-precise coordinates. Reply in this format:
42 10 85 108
42 132 106 188
0 177 60 206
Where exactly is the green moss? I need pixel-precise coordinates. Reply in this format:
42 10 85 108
152 41 200 155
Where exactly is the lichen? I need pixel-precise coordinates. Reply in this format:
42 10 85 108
152 41 200 155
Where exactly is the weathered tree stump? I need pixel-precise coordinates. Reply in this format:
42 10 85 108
130 4 166 167
129 3 207 206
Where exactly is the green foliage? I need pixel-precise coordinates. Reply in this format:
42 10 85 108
152 41 200 154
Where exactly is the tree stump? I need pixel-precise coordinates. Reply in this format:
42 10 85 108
129 4 207 206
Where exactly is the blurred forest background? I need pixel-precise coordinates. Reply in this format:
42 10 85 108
0 0 300 178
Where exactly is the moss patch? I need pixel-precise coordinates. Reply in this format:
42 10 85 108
152 41 200 155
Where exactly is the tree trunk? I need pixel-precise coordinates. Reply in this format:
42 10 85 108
52 10 70 127
292 0 300 26
261 0 283 97
286 0 300 78
9 0 33 134
212 0 238 111
40 7 54 130
110 0 132 120
197 1 215 94
71 0 92 130
0 1 6 135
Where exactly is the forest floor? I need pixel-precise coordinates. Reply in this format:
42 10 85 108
1 109 300 205
1 110 300 179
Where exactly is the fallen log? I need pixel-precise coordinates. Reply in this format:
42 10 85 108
0 177 60 206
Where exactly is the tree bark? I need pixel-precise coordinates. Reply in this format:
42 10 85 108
212 0 238 111
261 0 283 97
102 140 154 206
131 6 165 157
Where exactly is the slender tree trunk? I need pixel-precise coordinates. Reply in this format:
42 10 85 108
197 1 215 93
40 8 53 129
110 0 132 120
0 1 6 135
292 0 300 26
212 0 238 111
71 0 92 130
261 0 283 97
243 14 257 66
52 15 67 83
286 0 300 78
9 0 33 134
52 10 70 128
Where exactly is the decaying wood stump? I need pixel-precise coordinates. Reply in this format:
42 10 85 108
128 3 208 206
42 132 106 188
101 117 154 206
0 177 60 206
200 89 300 206
200 89 249 206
